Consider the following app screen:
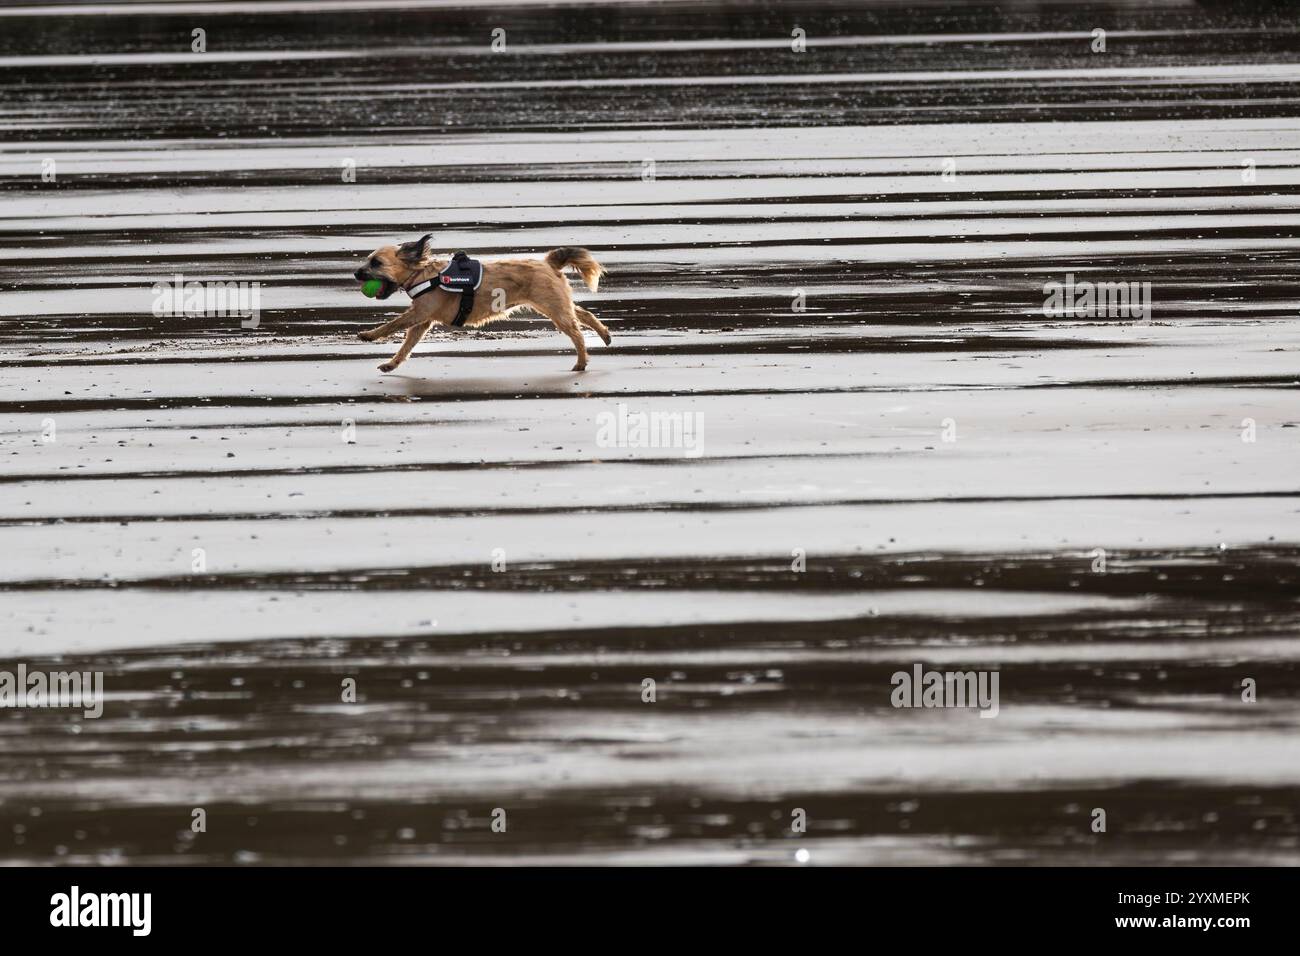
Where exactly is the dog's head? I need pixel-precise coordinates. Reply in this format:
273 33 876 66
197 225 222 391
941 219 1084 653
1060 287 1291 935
353 233 432 299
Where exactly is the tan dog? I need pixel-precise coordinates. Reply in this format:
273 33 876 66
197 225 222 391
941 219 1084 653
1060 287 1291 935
353 235 610 372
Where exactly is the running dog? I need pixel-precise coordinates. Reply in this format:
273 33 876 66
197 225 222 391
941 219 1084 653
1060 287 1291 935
352 235 610 372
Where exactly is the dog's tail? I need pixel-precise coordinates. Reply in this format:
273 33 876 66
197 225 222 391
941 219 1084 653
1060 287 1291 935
545 247 604 292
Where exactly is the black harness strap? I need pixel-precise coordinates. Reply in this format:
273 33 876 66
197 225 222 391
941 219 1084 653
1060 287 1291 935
406 251 483 328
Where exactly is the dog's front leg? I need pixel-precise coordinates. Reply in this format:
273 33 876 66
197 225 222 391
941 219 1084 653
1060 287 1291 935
358 308 418 342
379 320 433 373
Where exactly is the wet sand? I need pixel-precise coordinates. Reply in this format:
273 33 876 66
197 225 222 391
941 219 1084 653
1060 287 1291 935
1 0 1299 865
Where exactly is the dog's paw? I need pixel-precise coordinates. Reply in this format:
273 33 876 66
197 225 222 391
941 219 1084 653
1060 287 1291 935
357 331 377 342
571 363 587 372
598 330 612 346
378 362 397 373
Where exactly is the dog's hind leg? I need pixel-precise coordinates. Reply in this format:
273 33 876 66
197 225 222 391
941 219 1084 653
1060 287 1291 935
379 320 432 372
532 304 589 371
557 312 589 372
575 306 611 346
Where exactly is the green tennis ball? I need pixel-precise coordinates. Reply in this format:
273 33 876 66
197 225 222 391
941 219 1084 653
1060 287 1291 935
361 278 384 298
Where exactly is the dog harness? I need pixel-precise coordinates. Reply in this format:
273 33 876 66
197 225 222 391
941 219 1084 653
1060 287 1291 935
406 251 483 327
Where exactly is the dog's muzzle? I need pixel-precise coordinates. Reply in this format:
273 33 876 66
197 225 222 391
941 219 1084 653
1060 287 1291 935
354 270 398 299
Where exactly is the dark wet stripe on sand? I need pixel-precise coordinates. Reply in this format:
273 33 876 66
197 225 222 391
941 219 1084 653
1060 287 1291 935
5 547 1298 602
3 492 1299 526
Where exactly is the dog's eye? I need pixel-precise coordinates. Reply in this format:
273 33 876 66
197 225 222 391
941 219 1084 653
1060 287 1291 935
368 258 379 270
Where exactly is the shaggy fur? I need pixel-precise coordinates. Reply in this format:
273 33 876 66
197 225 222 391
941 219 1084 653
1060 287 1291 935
352 235 609 372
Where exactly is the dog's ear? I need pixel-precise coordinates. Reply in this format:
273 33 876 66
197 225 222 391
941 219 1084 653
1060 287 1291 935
399 233 432 262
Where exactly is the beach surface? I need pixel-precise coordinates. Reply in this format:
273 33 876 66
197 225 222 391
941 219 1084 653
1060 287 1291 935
1 0 1298 864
